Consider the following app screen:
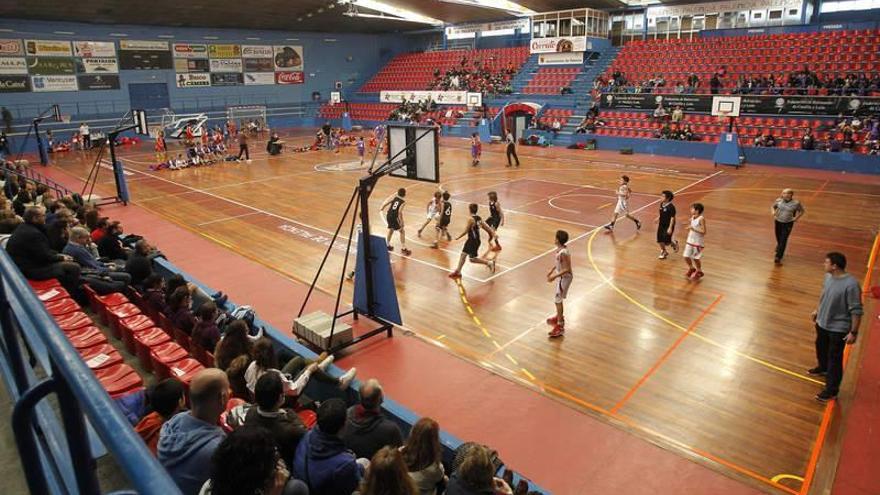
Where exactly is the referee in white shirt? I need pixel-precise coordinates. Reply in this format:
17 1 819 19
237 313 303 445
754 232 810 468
505 131 520 168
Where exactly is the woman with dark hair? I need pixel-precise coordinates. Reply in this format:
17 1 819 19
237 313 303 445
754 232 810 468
192 301 221 350
244 338 356 398
361 446 418 495
143 274 170 316
403 417 446 495
83 207 100 231
214 320 253 370
168 286 196 334
446 445 512 495
199 425 308 495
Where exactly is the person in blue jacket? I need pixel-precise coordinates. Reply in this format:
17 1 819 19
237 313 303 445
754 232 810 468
293 398 364 495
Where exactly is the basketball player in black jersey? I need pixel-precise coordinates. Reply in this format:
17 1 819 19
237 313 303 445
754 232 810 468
449 203 496 279
381 188 411 256
433 191 453 248
486 191 504 251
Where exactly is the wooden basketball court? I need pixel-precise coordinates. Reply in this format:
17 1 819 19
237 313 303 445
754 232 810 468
50 131 880 494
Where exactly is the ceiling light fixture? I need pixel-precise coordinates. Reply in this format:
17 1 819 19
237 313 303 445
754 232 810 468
338 0 443 25
437 0 535 16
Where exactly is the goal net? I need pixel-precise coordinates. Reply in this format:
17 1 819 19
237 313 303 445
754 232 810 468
227 105 268 133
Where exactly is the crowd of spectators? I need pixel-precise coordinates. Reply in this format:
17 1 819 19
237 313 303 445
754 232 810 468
428 55 515 96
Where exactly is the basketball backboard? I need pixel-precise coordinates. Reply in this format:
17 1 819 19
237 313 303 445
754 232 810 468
387 125 439 183
711 96 742 117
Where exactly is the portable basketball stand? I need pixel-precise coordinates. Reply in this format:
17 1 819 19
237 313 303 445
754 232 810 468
81 109 149 206
711 96 744 169
10 104 62 167
296 125 438 354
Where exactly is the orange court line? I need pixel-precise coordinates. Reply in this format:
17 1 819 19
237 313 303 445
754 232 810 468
610 293 725 414
807 179 830 201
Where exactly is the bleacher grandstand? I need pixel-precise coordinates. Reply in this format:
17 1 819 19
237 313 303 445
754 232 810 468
3 2 880 495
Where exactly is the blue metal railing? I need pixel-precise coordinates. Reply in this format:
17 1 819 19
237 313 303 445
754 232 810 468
0 250 181 495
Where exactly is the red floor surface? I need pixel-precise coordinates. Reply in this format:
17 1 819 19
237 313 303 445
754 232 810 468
37 158 873 494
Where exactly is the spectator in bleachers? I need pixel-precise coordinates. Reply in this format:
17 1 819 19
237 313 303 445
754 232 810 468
244 371 307 467
12 182 34 217
192 301 222 351
201 426 309 495
143 273 169 315
801 128 816 151
709 74 722 95
169 286 197 334
214 319 253 370
125 239 154 289
64 226 132 291
550 119 562 137
46 214 71 252
97 220 129 262
671 106 684 124
135 378 185 455
6 205 81 296
158 368 229 495
293 398 365 495
673 81 685 94
686 74 700 94
341 378 403 461
402 417 446 495
245 337 356 398
652 104 668 122
165 273 226 312
360 446 417 495
446 444 513 495
680 124 697 141
657 122 673 140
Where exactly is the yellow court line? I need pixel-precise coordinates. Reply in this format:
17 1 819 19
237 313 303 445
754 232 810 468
586 229 823 385
772 474 805 484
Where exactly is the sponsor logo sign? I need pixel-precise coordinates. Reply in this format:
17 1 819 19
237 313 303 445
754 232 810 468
273 45 303 71
120 40 169 51
77 74 121 90
0 39 24 56
31 75 78 92
379 90 472 105
241 45 273 58
209 58 242 72
208 44 241 59
79 57 118 73
529 36 590 54
0 75 29 92
244 72 275 85
210 72 243 86
274 71 304 84
74 41 116 57
25 39 72 56
243 58 273 72
0 57 28 75
173 43 208 58
176 73 211 88
538 52 584 65
27 57 76 75
599 93 880 116
174 58 210 73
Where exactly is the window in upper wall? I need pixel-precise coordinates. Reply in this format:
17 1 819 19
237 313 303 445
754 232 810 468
820 0 880 12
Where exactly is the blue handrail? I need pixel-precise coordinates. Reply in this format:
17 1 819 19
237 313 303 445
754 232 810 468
0 250 181 495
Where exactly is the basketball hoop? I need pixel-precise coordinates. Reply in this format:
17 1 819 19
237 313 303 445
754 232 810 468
60 114 71 123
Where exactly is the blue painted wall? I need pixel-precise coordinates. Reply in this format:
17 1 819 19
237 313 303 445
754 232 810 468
0 19 420 120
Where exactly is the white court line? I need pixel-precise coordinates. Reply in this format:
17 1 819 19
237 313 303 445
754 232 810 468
121 166 492 283
196 212 261 226
447 197 599 230
480 169 726 283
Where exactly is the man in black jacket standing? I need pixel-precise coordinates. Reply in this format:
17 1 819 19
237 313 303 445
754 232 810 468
341 378 403 460
7 206 81 293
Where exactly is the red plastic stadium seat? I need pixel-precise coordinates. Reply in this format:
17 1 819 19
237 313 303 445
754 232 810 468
134 327 172 373
167 358 205 391
79 343 124 370
94 364 144 399
28 279 62 291
65 326 108 350
105 303 142 339
118 314 155 353
54 311 94 332
150 341 189 380
34 286 70 303
43 297 81 317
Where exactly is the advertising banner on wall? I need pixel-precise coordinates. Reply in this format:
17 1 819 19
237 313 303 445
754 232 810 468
244 72 275 85
173 43 208 59
0 75 29 92
176 73 211 88
210 72 243 86
119 40 172 70
25 40 72 56
274 71 304 84
77 74 121 90
273 45 303 71
174 58 210 73
31 75 78 92
78 57 119 73
537 52 584 65
74 41 116 58
529 36 590 54
27 57 76 75
208 44 241 59
380 90 477 105
0 57 28 75
243 58 273 72
209 58 242 73
241 45 273 59
0 39 24 56
598 93 880 116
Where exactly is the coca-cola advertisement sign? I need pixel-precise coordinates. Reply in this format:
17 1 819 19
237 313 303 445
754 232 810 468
274 71 304 84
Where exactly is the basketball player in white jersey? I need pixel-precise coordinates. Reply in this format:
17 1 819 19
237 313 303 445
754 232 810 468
417 190 443 238
604 175 642 232
683 202 706 280
547 230 573 338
